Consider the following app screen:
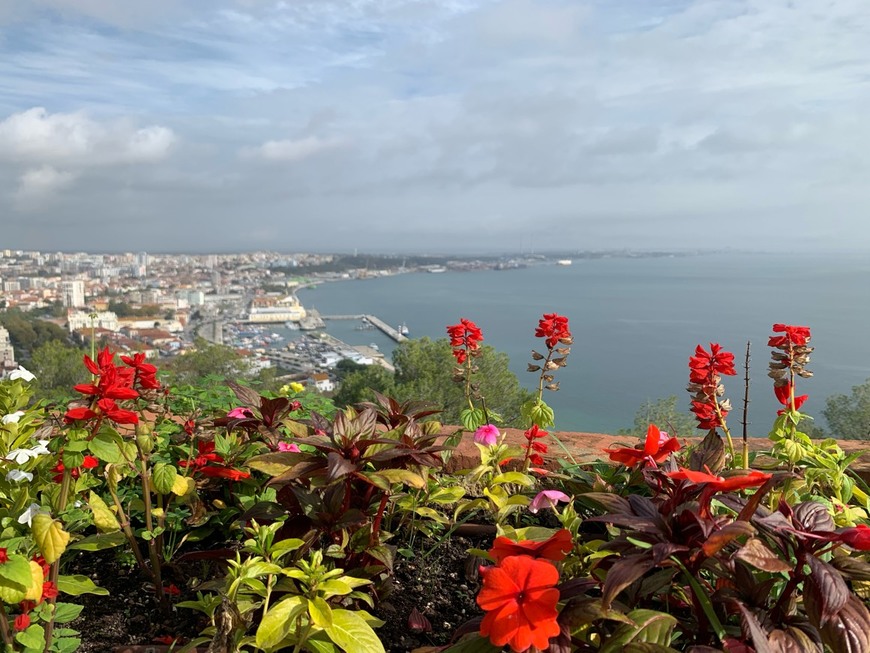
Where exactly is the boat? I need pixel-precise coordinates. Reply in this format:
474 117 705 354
557 259 573 266
428 266 447 273
398 322 410 336
285 321 301 330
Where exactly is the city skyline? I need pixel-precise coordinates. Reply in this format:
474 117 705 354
2 1 870 253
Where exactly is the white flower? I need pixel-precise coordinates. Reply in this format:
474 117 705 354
17 503 42 527
6 469 33 483
1 411 25 425
8 366 35 382
30 440 50 456
5 447 37 465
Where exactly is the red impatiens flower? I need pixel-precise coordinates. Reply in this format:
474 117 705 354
488 529 572 564
51 455 99 482
604 423 680 468
41 581 58 601
477 555 561 652
446 318 484 364
839 524 870 550
535 313 572 349
14 614 30 631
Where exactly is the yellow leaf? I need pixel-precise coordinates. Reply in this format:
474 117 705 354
88 492 120 533
171 475 195 497
32 513 70 565
23 561 44 601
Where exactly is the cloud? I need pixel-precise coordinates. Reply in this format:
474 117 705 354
0 108 175 166
242 135 344 162
14 165 76 207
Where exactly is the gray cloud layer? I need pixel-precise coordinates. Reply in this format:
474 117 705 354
1 0 869 253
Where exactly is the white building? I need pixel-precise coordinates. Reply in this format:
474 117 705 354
0 326 15 369
67 311 119 333
61 280 86 308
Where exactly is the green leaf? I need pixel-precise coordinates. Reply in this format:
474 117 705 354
366 469 426 489
52 602 84 623
522 400 555 428
309 596 333 628
32 513 70 564
57 574 108 596
53 637 81 653
460 408 486 432
246 452 305 477
69 531 127 551
87 430 127 464
324 609 385 653
151 463 178 495
428 487 465 504
599 610 677 653
15 624 45 650
256 595 307 650
0 554 33 603
320 580 354 599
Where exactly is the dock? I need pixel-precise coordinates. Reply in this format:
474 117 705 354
322 314 408 343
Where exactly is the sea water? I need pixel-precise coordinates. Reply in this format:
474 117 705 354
294 252 870 434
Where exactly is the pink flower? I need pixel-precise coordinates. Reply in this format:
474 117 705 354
277 442 300 453
227 407 253 419
474 424 500 446
529 490 571 514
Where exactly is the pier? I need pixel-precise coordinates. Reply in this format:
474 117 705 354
322 314 408 343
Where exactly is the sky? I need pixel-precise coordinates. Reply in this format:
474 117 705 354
1 0 870 254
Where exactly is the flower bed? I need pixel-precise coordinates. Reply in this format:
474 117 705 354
0 318 868 652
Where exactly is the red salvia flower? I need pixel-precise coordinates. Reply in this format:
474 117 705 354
535 313 571 349
768 324 811 348
489 529 572 564
477 555 561 652
774 383 808 414
41 581 58 601
687 343 736 432
604 423 680 468
446 318 484 364
121 352 160 390
839 524 870 550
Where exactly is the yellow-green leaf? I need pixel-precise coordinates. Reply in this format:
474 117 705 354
151 463 178 495
171 474 195 497
324 609 385 653
32 513 70 565
256 595 307 650
309 596 333 628
23 561 44 601
88 492 120 533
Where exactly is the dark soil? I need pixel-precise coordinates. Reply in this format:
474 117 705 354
65 535 486 653
375 536 484 653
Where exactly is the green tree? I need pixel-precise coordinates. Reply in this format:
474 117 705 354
165 337 254 386
0 309 71 361
823 379 870 439
620 395 697 438
333 362 395 408
29 340 89 401
391 337 532 426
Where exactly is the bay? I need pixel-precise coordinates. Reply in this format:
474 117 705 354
296 252 870 435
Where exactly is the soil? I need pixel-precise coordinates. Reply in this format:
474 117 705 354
65 535 486 653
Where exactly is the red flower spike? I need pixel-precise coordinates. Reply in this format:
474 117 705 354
524 425 548 440
477 555 561 652
689 343 737 385
489 529 572 564
535 313 571 349
446 318 484 365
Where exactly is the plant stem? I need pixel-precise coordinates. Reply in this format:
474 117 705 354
106 483 152 579
137 450 167 611
0 603 13 648
43 468 74 651
742 341 751 470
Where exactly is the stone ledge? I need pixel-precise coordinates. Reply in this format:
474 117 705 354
441 426 870 481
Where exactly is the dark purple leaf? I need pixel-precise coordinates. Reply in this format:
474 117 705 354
702 522 756 557
628 495 662 521
768 625 823 653
579 493 633 515
830 555 870 581
225 380 262 408
818 596 870 653
585 514 663 534
601 553 656 609
651 542 688 565
558 597 635 627
557 577 598 600
733 538 792 573
792 502 836 534
804 556 850 628
326 451 357 482
735 602 774 653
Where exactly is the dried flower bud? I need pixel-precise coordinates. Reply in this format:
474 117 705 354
527 364 541 372
546 383 560 391
530 350 545 360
